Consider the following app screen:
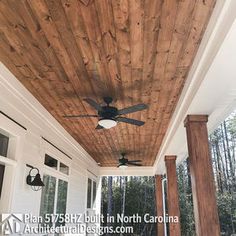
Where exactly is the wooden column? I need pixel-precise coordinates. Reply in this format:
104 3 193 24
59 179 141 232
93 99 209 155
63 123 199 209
165 156 181 236
184 115 220 236
155 175 164 236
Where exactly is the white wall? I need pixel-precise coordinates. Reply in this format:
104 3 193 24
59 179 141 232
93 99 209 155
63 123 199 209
0 64 100 222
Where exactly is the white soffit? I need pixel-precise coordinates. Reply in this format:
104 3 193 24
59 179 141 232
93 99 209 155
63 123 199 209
154 0 236 174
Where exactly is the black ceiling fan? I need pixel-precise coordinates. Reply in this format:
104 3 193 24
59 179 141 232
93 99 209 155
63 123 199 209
118 153 142 168
63 97 148 129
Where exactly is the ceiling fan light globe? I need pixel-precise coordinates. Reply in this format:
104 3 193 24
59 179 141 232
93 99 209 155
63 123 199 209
119 164 128 169
98 119 117 129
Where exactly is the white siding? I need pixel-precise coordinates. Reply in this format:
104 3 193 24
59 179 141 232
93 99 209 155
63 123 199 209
67 167 87 214
0 63 100 231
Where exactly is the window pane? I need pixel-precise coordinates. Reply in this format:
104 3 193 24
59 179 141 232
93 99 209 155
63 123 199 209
93 181 96 208
87 179 92 208
0 164 5 198
0 133 9 157
56 179 68 226
44 154 58 170
59 162 69 175
40 175 56 225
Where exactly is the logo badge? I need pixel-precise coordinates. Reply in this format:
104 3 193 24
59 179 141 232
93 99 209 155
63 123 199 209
0 214 23 235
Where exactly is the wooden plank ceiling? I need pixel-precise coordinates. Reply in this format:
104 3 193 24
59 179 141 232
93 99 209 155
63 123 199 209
0 0 215 166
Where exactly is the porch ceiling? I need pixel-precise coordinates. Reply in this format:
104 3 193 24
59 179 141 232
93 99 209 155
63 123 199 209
0 0 215 166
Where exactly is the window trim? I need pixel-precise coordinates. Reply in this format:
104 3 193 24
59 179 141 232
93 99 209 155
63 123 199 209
0 155 17 166
41 139 71 177
43 162 69 183
0 115 26 212
41 153 70 217
43 152 70 180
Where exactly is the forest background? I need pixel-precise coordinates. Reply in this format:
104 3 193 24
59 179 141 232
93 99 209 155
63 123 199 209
101 111 236 236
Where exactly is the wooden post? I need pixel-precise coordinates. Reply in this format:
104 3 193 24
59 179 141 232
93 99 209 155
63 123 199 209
155 175 164 236
184 115 220 236
165 156 181 236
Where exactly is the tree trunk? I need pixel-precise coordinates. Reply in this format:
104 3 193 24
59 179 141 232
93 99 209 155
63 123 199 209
216 137 228 191
119 176 122 213
221 124 230 180
120 176 126 236
214 142 223 193
186 158 192 194
223 121 234 180
107 176 113 235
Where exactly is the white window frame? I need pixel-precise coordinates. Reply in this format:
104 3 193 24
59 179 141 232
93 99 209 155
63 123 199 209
41 139 71 178
0 114 26 212
40 173 68 218
40 142 71 225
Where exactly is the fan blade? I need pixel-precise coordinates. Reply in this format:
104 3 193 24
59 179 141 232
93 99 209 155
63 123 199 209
116 117 145 126
118 104 148 115
95 124 104 129
63 114 99 118
84 98 102 111
128 160 142 163
128 162 142 166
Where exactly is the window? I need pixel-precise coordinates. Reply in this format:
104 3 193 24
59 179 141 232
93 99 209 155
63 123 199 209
0 133 9 199
40 175 68 226
87 178 97 209
87 179 92 208
44 154 69 175
0 133 9 157
40 154 69 227
56 179 68 225
93 181 97 208
0 164 5 198
44 154 58 170
40 175 56 224
59 162 69 175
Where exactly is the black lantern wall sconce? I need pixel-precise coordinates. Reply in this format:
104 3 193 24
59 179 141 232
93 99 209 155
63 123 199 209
26 164 45 191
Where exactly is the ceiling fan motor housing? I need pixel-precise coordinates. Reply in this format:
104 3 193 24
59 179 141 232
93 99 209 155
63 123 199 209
119 157 128 165
103 96 113 105
98 106 118 119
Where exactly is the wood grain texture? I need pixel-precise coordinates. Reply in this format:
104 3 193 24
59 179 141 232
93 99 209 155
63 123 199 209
165 155 181 236
0 0 215 166
184 115 220 236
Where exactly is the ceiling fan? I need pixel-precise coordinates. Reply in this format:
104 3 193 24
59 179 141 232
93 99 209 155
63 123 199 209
118 153 142 169
63 97 148 129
